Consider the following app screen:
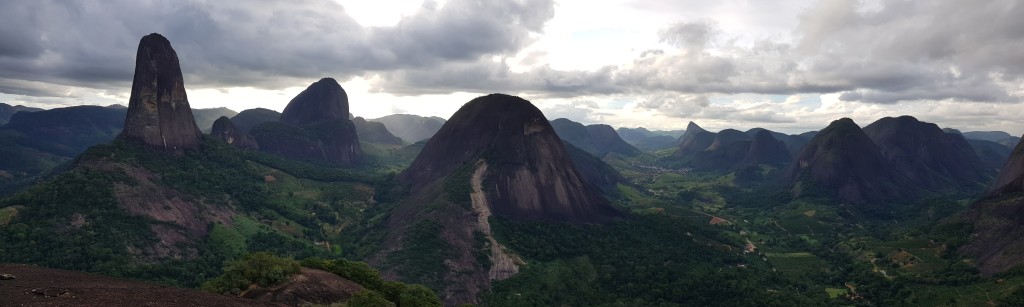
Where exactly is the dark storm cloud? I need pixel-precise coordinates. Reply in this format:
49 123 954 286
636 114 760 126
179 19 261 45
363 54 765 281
0 0 555 95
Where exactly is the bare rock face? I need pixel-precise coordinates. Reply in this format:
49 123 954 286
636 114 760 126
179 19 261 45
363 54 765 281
984 135 1024 198
863 115 991 191
400 94 619 222
211 116 258 150
119 33 203 151
960 136 1024 275
280 78 350 126
379 94 618 306
786 118 914 206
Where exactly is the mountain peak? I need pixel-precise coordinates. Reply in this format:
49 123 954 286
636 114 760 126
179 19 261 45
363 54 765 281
787 117 913 205
119 33 203 151
280 78 350 125
400 93 618 222
864 115 990 190
686 121 705 132
675 122 716 156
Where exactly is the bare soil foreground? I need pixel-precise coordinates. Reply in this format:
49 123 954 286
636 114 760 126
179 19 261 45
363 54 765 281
0 263 279 306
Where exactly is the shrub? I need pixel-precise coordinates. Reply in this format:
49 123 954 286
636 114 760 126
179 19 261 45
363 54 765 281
201 252 300 295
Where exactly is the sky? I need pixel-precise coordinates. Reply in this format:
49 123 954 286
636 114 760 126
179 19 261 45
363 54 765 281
0 0 1022 134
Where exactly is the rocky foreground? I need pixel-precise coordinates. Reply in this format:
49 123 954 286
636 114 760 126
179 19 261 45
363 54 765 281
0 263 278 306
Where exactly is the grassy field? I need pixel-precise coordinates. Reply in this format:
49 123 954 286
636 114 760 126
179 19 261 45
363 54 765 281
825 287 848 298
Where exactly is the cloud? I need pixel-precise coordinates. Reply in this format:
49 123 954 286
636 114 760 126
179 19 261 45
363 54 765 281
370 60 621 96
658 21 716 50
376 0 1024 107
0 0 555 94
2 0 1024 134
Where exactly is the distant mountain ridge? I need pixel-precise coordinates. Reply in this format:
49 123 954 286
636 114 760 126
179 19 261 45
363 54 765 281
231 108 281 133
0 103 42 125
670 122 795 172
370 114 445 143
788 116 993 206
963 131 1021 147
550 118 641 157
617 127 685 151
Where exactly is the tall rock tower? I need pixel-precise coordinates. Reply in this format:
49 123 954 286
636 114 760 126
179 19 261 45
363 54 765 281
119 33 203 150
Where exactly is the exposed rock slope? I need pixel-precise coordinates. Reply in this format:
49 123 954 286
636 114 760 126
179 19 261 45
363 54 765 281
984 135 1024 198
400 95 619 222
380 94 618 305
280 78 351 126
960 135 1024 275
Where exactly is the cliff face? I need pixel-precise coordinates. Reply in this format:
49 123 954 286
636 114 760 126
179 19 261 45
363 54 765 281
381 94 618 305
984 135 1024 198
119 33 202 151
960 135 1024 275
863 116 991 191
